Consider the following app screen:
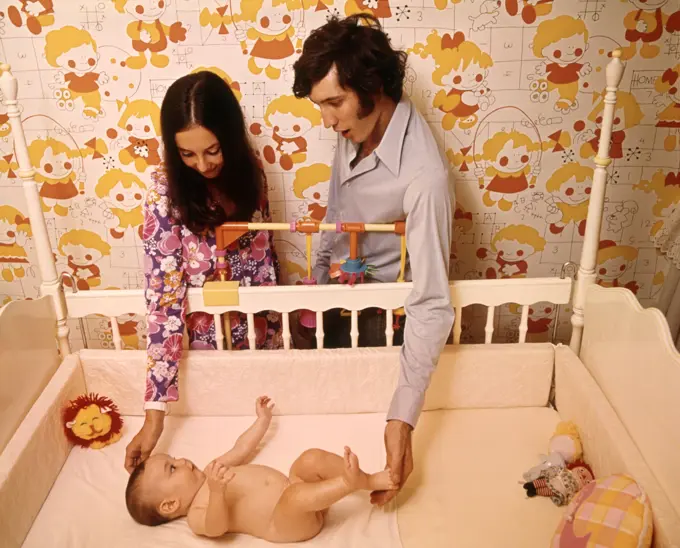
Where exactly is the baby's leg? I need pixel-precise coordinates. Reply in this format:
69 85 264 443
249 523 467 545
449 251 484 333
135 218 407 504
289 447 393 491
269 448 394 542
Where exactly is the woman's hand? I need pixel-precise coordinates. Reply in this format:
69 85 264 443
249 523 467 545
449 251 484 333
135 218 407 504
124 410 165 473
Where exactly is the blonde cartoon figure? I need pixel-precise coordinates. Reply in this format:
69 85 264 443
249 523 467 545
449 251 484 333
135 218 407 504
293 163 330 222
250 95 322 171
112 98 162 173
199 0 233 37
29 138 86 217
504 0 552 24
531 15 592 114
344 0 391 18
653 65 680 151
545 162 593 237
112 0 188 69
45 26 109 120
411 31 494 131
0 111 14 180
117 313 145 349
1 0 55 35
190 66 242 102
0 206 31 282
596 240 639 293
620 0 672 60
634 170 680 237
475 130 541 211
476 224 546 279
95 168 147 240
58 229 112 291
234 0 305 80
578 90 644 160
509 301 555 341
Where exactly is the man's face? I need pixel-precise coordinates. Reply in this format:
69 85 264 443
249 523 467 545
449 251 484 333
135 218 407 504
309 65 381 145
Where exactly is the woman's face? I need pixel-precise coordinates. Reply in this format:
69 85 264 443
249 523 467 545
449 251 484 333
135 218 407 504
175 125 224 179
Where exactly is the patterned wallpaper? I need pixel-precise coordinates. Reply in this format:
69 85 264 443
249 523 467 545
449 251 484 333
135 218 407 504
0 0 679 348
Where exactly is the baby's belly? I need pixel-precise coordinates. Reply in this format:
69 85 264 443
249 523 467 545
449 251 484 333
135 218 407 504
227 464 290 534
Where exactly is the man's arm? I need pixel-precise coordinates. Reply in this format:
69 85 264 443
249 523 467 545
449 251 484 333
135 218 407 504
312 143 340 285
387 169 455 428
214 396 273 467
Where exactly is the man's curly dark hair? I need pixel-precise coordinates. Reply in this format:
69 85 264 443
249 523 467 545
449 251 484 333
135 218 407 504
292 14 408 116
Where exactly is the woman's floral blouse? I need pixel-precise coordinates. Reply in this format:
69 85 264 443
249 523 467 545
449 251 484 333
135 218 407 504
143 167 283 403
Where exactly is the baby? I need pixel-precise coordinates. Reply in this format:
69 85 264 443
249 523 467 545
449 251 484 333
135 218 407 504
125 396 396 542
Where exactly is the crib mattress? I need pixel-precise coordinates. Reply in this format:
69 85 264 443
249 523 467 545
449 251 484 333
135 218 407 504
21 407 563 548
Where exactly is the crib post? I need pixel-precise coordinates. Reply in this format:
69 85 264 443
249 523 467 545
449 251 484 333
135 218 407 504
569 50 625 355
0 64 72 357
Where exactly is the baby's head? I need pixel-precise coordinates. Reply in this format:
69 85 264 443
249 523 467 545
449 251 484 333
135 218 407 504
126 454 205 526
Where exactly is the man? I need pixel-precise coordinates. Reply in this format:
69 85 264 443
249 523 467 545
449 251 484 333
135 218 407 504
292 14 455 506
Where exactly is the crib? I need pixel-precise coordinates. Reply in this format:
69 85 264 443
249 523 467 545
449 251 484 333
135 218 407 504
0 50 679 548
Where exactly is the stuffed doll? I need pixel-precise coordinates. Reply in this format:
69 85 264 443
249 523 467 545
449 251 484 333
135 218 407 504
523 421 583 482
523 460 595 507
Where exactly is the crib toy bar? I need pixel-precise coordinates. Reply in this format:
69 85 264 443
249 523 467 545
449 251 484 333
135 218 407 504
0 49 625 356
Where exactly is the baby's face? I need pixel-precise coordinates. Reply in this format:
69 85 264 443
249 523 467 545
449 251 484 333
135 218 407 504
142 454 205 510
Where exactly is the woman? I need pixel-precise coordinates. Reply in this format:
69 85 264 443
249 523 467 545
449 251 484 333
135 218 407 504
125 71 283 473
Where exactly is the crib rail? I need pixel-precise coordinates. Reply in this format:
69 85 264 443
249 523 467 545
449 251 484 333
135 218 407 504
65 277 572 350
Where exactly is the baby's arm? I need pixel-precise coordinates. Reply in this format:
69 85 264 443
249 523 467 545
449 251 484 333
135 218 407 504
214 396 275 467
188 462 234 537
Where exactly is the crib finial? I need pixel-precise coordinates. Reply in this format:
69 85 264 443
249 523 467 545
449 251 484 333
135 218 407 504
0 64 18 103
606 49 624 89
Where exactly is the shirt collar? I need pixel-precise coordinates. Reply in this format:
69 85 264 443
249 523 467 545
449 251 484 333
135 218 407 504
374 97 411 178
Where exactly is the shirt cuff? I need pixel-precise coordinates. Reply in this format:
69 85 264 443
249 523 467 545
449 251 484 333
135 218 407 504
386 385 425 429
144 401 168 413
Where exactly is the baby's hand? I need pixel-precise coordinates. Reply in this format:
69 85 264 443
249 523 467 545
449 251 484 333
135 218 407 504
205 461 235 493
256 395 274 419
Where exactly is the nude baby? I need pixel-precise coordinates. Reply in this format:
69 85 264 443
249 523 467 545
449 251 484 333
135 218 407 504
125 396 396 542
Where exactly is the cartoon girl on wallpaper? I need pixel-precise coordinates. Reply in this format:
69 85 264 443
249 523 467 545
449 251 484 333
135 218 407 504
596 240 640 294
233 0 305 80
634 169 680 238
653 64 680 151
191 66 242 102
450 202 474 277
545 162 593 237
620 0 676 60
293 163 330 222
113 0 188 69
250 95 322 171
58 229 112 291
577 90 644 160
411 31 494 132
476 224 546 279
95 168 147 240
531 15 592 114
112 98 162 173
45 26 109 120
0 205 31 283
474 130 541 212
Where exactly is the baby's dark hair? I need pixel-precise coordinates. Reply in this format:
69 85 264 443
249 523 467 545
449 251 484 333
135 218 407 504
125 462 170 527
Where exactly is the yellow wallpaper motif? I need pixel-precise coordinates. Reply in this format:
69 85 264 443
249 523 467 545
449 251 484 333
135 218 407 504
1 0 679 348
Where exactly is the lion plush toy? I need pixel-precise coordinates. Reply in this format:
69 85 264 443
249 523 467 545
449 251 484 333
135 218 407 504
62 393 123 449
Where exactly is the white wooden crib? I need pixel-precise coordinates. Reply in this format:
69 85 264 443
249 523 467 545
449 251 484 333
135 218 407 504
0 52 679 548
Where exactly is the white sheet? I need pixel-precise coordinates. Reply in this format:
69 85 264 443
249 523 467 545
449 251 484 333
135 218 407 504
22 413 402 548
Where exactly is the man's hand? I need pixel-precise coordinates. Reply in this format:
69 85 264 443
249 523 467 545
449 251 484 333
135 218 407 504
370 420 413 507
205 461 235 493
124 410 164 473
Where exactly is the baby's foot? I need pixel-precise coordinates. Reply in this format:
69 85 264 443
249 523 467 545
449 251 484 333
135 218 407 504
367 469 397 491
342 446 367 490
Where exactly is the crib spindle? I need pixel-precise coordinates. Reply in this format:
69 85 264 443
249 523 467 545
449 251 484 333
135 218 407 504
350 310 359 348
315 311 324 349
453 306 462 344
214 314 224 350
519 305 529 343
485 306 495 343
385 309 394 347
223 313 233 351
247 312 256 349
282 312 291 350
110 318 122 351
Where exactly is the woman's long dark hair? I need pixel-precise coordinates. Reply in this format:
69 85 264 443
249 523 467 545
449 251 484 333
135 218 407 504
160 71 262 232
